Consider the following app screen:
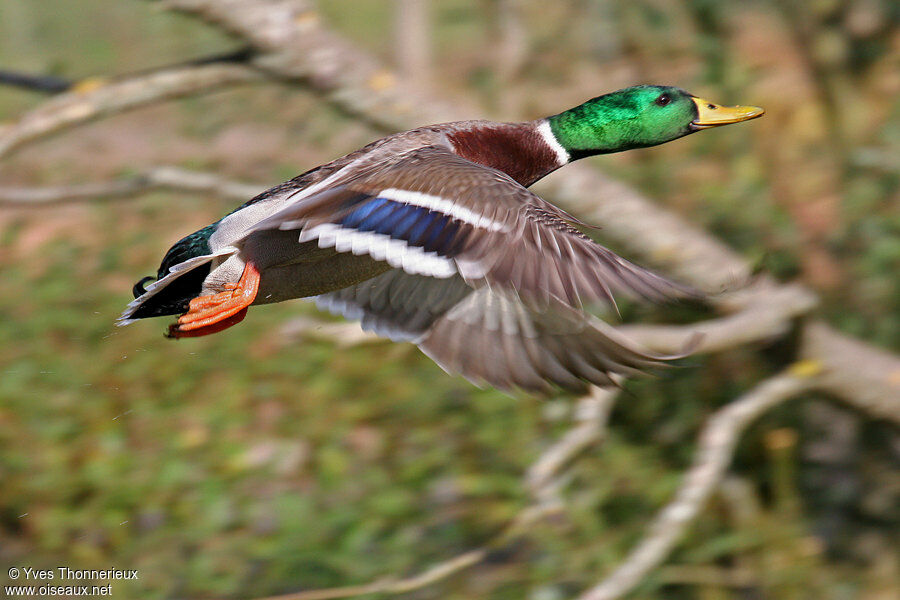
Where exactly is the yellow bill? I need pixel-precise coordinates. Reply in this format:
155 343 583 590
690 97 764 129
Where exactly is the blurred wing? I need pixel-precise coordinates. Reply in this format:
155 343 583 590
250 146 699 312
314 268 470 343
315 269 681 394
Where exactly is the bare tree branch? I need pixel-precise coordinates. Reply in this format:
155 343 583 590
526 386 619 501
802 322 900 423
0 166 263 206
0 63 263 160
254 502 558 600
620 284 817 354
0 179 158 206
0 48 258 96
255 550 486 600
0 69 72 94
487 0 528 83
657 564 756 588
161 0 469 129
575 370 819 600
394 0 433 87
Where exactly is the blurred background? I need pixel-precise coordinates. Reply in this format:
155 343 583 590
0 1 897 598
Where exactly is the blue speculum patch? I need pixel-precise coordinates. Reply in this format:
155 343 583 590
340 197 461 255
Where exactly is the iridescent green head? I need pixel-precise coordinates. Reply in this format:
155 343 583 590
547 85 763 159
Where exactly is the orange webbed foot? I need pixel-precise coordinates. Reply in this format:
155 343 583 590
167 262 261 339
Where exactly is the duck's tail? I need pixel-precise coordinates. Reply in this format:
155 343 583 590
117 250 234 325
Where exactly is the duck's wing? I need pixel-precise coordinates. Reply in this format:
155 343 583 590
316 269 691 393
248 145 699 313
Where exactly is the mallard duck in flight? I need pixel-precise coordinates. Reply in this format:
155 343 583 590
120 85 763 392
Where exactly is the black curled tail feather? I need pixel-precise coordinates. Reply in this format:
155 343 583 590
133 276 155 299
129 263 212 319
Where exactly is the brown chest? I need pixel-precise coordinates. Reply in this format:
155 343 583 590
448 123 561 187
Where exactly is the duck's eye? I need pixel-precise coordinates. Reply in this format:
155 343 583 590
655 94 671 107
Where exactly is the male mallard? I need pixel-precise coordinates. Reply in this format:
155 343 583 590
120 85 762 392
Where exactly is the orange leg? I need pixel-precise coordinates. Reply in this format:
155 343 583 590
167 262 261 339
167 307 248 338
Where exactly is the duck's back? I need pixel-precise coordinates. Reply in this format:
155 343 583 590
126 122 481 319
